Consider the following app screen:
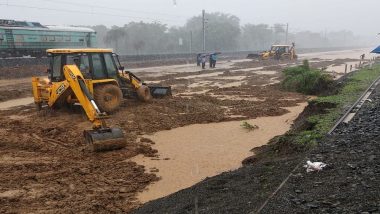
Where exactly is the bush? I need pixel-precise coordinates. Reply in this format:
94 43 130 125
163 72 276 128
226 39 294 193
241 121 259 131
282 60 334 95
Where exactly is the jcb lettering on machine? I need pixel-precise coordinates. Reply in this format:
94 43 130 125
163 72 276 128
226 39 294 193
56 83 66 95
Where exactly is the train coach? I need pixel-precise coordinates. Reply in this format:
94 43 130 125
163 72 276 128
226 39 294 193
0 19 97 58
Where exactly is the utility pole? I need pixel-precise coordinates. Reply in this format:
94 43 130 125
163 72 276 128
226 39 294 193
285 23 289 44
202 9 206 52
190 30 193 54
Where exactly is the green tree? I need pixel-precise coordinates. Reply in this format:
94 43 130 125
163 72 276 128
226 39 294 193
123 22 168 54
185 12 241 52
104 27 126 53
90 25 108 47
240 24 273 50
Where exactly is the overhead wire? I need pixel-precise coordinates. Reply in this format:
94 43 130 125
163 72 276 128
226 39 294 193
35 0 188 19
0 2 186 25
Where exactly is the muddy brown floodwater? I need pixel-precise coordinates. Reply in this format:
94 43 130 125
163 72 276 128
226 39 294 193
299 48 374 60
133 103 307 203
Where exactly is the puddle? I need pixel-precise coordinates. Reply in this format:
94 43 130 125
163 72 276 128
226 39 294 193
326 61 359 78
179 72 223 79
214 76 247 80
188 81 213 88
210 94 265 102
132 102 308 203
212 81 246 88
261 77 281 86
253 70 278 75
176 90 210 96
231 67 264 72
130 59 244 78
299 49 374 60
0 97 34 110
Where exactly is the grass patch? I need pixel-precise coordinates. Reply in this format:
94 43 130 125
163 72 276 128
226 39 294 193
295 64 380 145
282 60 335 95
241 121 259 131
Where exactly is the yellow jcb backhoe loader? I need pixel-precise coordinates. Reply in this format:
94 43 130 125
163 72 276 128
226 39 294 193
32 48 171 152
247 43 297 61
32 64 125 152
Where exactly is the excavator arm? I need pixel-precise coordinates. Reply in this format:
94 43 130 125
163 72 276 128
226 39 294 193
63 65 103 128
61 65 126 151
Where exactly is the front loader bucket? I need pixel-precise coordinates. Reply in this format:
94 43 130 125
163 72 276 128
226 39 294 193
149 86 172 98
84 127 126 152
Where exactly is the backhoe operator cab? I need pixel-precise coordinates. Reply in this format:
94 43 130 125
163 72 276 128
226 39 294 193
48 49 121 82
270 45 290 55
46 49 124 113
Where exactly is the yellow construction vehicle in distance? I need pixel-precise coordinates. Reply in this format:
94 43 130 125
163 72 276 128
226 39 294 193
32 48 171 152
247 43 297 61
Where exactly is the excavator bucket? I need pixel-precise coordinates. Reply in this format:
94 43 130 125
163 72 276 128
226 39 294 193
149 86 172 98
83 127 126 152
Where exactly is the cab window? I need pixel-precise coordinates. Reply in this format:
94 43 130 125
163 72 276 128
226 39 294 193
51 55 62 81
80 55 90 78
104 53 117 77
66 54 91 78
66 55 76 65
91 53 106 79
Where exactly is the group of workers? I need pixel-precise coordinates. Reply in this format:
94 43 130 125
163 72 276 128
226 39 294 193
197 53 219 69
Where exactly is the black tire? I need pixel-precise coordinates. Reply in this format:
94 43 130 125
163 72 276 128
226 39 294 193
281 53 291 60
137 85 152 102
94 84 123 114
35 103 42 111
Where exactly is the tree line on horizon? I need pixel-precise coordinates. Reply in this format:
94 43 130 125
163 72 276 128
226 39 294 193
89 12 364 55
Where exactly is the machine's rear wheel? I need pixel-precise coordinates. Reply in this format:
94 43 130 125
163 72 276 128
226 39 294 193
94 84 123 114
137 85 152 102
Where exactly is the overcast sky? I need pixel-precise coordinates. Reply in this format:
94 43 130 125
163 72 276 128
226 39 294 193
0 0 378 37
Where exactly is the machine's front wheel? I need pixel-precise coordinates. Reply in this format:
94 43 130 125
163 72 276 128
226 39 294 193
281 53 291 60
94 84 123 114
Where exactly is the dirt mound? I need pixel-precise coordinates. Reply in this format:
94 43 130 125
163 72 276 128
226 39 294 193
0 106 160 213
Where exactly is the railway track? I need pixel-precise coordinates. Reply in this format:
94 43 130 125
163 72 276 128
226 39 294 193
328 62 380 134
